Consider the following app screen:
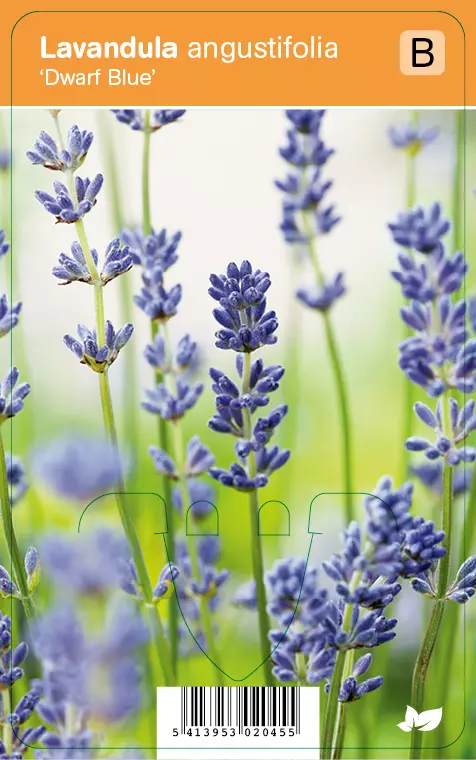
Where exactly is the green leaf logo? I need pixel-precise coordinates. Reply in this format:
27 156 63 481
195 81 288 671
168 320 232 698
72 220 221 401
397 705 443 732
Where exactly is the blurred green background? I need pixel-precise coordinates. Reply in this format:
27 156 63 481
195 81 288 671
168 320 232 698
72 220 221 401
0 108 475 758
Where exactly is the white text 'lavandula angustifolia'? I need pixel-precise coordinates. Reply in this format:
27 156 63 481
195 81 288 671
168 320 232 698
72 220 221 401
389 201 476 758
28 113 176 687
276 110 354 523
0 229 36 622
208 261 290 686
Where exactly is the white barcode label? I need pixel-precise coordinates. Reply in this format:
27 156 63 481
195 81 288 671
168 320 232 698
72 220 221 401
157 686 319 760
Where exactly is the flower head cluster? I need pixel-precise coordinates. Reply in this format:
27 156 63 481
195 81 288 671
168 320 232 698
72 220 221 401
35 174 103 223
174 538 229 630
25 546 41 594
0 292 21 338
53 239 133 286
444 556 476 604
266 558 328 628
41 528 131 597
27 125 93 172
0 367 30 423
137 232 212 511
122 228 183 322
0 564 19 599
333 653 384 703
30 120 136 384
412 461 471 496
143 379 203 421
118 554 180 604
236 481 448 698
112 109 186 132
0 150 10 174
209 261 277 351
388 123 439 154
208 261 289 492
0 231 22 346
0 231 9 260
64 321 134 373
150 435 213 482
276 109 344 313
390 204 475 397
389 203 450 254
405 399 476 466
172 479 215 520
33 602 148 756
0 612 45 756
33 435 129 501
6 453 28 506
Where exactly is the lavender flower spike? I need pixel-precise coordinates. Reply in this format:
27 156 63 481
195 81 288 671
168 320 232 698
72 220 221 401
208 261 290 491
209 261 277 352
112 109 186 132
388 124 439 154
64 321 134 372
27 124 93 172
0 612 44 753
0 367 30 422
0 230 9 259
6 453 29 505
53 238 133 286
405 398 476 466
35 174 103 223
33 435 127 501
0 292 22 337
388 202 450 254
446 556 476 603
208 260 288 687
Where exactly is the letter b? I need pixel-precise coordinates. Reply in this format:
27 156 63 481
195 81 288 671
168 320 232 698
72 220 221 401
412 38 434 67
400 30 445 75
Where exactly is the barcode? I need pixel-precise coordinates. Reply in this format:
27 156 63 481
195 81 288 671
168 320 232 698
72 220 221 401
180 687 300 735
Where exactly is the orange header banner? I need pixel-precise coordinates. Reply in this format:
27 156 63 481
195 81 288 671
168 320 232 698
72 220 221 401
4 1 474 106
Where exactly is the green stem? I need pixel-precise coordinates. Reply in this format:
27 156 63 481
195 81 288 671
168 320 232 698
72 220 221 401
465 464 476 564
284 259 303 505
97 369 174 686
0 426 34 623
161 321 223 683
51 113 175 684
331 649 354 760
453 109 464 254
242 351 274 687
97 110 139 470
400 112 419 482
406 110 418 210
142 110 152 236
321 571 362 758
2 689 12 756
431 109 466 745
409 600 445 759
410 396 453 758
302 215 353 523
322 649 347 758
434 487 471 747
141 113 178 676
186 524 224 685
332 702 348 760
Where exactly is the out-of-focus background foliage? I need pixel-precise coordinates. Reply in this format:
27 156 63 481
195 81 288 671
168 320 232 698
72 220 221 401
1 108 475 757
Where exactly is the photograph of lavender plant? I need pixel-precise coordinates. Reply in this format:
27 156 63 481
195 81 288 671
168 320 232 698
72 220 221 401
0 106 474 758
